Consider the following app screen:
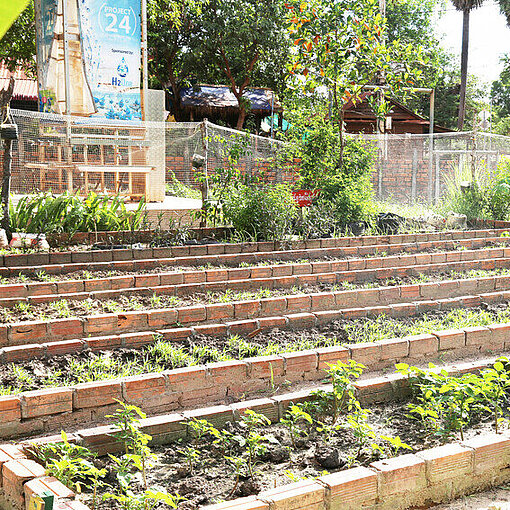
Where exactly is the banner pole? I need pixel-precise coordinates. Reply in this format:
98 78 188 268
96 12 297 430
140 0 148 120
62 0 71 115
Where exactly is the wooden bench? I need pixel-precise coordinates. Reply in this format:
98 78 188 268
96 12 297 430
75 165 153 199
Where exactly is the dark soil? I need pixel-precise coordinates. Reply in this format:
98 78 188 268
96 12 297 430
2 302 509 394
76 397 501 509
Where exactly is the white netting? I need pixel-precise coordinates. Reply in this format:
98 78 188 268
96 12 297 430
357 132 510 203
6 108 510 204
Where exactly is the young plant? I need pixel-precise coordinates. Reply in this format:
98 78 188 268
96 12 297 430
326 360 365 419
239 410 271 478
177 446 200 474
281 404 313 449
379 435 413 458
225 455 249 498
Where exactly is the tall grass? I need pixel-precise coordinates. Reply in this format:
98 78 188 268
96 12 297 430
9 192 147 235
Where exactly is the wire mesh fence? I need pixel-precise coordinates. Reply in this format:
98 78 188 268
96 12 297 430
361 131 510 203
5 108 510 205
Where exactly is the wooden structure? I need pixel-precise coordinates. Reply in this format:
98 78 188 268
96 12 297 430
15 115 156 200
343 93 449 134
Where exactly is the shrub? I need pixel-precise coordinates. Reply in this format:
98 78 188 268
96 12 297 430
223 183 298 241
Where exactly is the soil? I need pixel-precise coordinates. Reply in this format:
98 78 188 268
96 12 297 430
2 266 510 324
71 397 504 509
432 486 510 509
2 302 509 394
0 240 497 286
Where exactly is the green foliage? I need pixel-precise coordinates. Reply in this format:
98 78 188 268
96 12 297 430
31 431 105 495
396 358 510 440
223 183 298 241
441 158 510 221
326 359 365 419
8 192 147 235
284 100 376 229
165 171 202 199
281 404 313 449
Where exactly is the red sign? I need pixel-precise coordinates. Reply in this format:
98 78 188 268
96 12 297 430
292 189 320 207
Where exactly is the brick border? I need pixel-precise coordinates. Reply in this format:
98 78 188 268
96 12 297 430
1 230 508 276
12 356 505 510
1 245 509 307
2 273 510 349
1 319 508 441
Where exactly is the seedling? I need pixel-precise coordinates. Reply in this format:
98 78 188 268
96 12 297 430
177 446 200 473
326 359 365 419
281 404 313 449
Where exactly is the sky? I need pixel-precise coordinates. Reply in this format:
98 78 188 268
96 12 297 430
434 0 510 86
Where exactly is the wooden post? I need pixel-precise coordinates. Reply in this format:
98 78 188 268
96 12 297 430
0 77 15 239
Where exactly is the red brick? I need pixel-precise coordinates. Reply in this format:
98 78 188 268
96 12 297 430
349 342 380 367
73 380 122 409
286 294 311 313
462 433 510 473
488 323 510 351
408 334 438 357
25 475 75 503
316 346 349 371
311 292 336 310
122 332 155 348
3 459 45 501
84 279 111 292
258 316 287 330
123 373 166 403
464 326 493 347
8 322 48 346
3 344 44 362
260 297 287 316
416 443 473 483
319 467 377 508
46 339 85 357
109 276 135 290
21 388 73 419
84 314 117 336
177 305 207 324
86 335 122 351
193 323 228 336
0 396 21 424
245 355 285 380
148 309 178 328
157 327 193 341
370 454 426 497
183 272 206 284
433 329 466 351
285 312 316 329
183 405 234 430
234 300 261 319
379 337 409 360
334 290 358 308
228 319 258 336
257 480 325 509
282 350 317 381
160 273 184 285
117 311 148 331
48 318 84 340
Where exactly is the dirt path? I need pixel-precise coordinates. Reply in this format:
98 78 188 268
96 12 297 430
431 486 510 509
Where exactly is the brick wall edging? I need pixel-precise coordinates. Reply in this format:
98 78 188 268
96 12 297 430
0 317 508 441
1 228 508 271
11 357 504 510
1 244 509 305
3 272 510 348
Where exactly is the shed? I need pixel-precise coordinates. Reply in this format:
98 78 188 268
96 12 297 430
0 64 38 111
343 92 450 134
177 84 282 130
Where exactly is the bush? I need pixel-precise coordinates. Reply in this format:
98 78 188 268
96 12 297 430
285 107 376 230
441 158 510 221
223 183 298 241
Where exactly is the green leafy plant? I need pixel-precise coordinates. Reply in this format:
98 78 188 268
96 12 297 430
177 446 201 473
281 404 313 449
238 410 271 478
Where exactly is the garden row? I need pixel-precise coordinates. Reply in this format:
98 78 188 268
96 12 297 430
1 354 506 510
0 229 507 278
1 244 510 308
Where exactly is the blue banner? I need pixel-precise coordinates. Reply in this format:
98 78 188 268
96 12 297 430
35 0 142 120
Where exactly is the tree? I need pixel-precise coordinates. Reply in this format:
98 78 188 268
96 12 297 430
0 2 35 75
148 0 206 121
197 0 288 129
287 0 423 160
451 0 484 131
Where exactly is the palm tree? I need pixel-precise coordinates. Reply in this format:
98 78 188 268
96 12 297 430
451 0 484 130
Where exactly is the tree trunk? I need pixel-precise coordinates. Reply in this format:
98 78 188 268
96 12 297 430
0 77 15 239
236 105 247 130
457 8 470 131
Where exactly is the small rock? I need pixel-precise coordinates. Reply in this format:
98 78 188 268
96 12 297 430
314 446 345 469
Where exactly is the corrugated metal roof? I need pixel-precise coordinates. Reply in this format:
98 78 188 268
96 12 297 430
180 84 282 111
0 64 38 102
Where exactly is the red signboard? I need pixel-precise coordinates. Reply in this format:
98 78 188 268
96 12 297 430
292 189 320 207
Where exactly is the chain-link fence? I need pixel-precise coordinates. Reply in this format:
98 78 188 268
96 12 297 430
361 131 510 203
5 108 510 205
